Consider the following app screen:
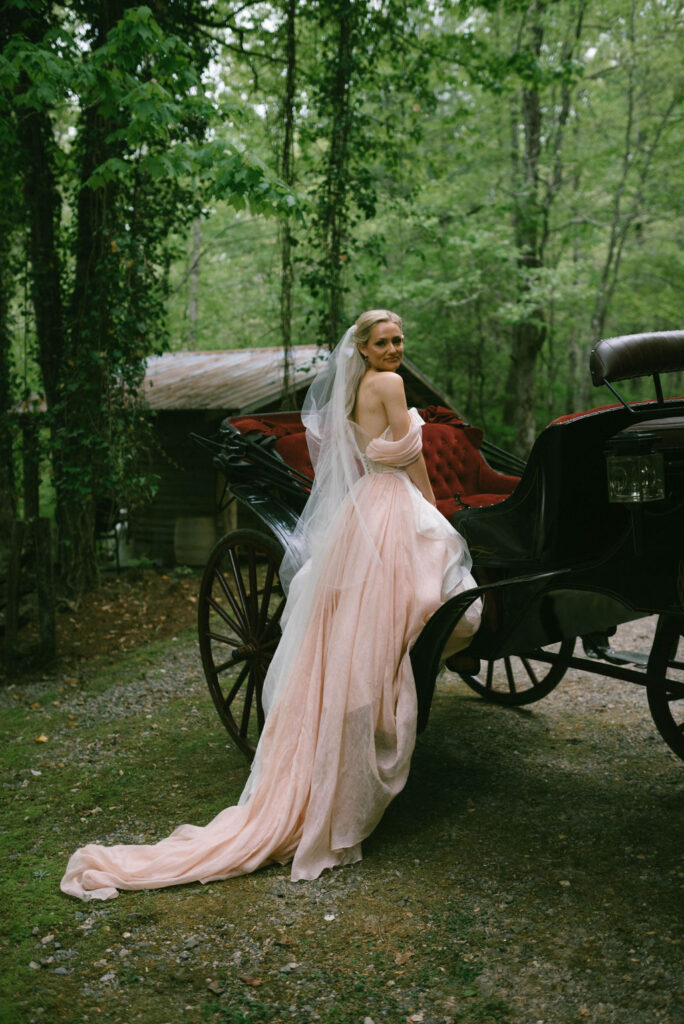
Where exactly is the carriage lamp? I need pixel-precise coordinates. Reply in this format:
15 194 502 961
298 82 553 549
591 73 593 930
604 432 665 503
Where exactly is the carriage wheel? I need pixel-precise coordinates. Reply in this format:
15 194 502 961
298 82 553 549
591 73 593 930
457 638 575 706
198 529 285 759
646 614 684 760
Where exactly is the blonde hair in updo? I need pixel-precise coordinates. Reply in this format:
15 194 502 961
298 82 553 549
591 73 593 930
353 309 403 347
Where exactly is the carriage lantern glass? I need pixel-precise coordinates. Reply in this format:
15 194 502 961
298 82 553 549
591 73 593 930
604 430 665 503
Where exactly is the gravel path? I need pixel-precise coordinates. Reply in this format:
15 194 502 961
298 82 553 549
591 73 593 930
5 617 683 1024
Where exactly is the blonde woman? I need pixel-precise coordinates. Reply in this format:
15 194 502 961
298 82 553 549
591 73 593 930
61 310 480 900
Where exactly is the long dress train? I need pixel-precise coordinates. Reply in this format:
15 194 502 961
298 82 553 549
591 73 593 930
60 410 481 900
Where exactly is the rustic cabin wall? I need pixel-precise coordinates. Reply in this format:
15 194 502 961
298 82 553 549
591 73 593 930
130 411 221 566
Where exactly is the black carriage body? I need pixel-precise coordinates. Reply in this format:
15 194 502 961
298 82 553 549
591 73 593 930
453 399 684 661
205 398 684 665
194 331 684 761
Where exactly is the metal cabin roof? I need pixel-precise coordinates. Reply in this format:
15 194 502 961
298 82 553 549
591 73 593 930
142 346 455 414
143 347 326 413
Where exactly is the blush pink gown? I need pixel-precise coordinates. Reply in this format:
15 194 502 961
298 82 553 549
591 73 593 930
60 411 480 900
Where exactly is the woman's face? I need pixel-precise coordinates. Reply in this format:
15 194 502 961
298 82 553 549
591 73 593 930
359 320 404 372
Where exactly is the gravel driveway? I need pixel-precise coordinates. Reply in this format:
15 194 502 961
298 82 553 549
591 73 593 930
4 616 682 1024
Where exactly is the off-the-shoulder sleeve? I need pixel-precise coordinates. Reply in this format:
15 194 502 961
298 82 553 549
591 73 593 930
365 409 424 467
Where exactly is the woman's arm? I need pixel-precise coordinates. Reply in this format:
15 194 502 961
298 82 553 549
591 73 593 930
378 374 436 506
404 453 437 506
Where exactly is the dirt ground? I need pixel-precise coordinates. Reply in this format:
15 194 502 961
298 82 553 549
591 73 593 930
12 567 202 674
2 572 683 1024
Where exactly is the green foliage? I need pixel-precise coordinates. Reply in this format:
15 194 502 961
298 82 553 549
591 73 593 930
2 0 683 586
1 1 300 591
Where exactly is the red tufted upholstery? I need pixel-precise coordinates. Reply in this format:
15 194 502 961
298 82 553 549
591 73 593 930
230 408 519 518
274 433 314 479
421 422 518 516
231 413 305 438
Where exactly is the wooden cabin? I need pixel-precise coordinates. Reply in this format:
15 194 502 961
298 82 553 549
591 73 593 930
133 347 455 565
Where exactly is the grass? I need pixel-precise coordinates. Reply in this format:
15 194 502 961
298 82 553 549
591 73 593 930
0 633 512 1024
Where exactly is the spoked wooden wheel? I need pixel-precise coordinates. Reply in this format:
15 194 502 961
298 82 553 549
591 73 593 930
458 639 575 706
647 614 684 760
198 529 285 759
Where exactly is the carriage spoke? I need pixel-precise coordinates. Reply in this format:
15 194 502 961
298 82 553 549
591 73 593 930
259 635 281 654
257 562 277 633
223 663 251 709
228 548 252 629
240 672 256 737
247 547 259 624
263 596 287 634
520 656 539 686
198 530 286 760
504 657 517 693
458 640 573 707
207 593 243 637
214 653 243 674
206 630 242 646
215 566 249 635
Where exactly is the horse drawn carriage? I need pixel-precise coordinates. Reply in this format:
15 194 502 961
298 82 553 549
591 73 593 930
193 331 684 763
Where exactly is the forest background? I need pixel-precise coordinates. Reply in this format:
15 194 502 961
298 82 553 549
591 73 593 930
1 0 683 598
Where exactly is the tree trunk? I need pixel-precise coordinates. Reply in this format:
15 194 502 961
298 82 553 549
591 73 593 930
502 0 586 455
15 102 65 412
321 1 356 348
280 0 296 406
503 71 546 457
0 242 16 547
504 318 546 456
22 416 55 663
56 0 129 593
12 96 96 591
188 218 201 347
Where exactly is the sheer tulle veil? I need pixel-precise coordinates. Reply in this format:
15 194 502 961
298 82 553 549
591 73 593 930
241 324 374 794
278 324 373 593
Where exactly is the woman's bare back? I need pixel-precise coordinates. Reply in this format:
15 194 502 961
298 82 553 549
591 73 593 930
353 370 410 441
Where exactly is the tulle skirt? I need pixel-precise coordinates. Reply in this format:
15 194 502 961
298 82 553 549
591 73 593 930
60 471 480 900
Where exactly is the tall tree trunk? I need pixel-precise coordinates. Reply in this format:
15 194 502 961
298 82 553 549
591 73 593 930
502 0 586 455
56 0 129 593
280 0 296 405
321 0 356 349
16 103 65 413
188 218 201 347
503 60 546 457
0 235 16 546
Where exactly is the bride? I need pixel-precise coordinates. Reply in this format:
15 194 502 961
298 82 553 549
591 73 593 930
60 309 482 900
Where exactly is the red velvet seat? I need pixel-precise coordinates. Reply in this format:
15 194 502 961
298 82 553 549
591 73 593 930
230 407 519 518
274 433 314 479
421 422 518 516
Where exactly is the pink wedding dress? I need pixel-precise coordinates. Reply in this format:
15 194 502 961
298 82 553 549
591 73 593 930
60 410 480 900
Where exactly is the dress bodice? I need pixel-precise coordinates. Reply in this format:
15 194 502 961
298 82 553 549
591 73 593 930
352 408 424 474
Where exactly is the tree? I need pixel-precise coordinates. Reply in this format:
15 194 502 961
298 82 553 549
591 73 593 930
163 0 683 450
1 0 297 592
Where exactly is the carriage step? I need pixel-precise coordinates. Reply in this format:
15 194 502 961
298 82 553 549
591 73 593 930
582 636 649 666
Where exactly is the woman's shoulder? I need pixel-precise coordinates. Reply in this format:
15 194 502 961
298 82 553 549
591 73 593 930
365 370 405 396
